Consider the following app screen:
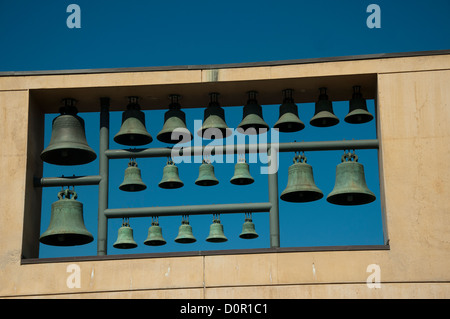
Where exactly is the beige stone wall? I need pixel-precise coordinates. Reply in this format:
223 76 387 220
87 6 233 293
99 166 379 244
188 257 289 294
0 53 449 298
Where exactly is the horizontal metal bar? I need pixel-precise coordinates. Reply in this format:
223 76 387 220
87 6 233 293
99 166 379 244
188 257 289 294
105 139 379 159
104 202 272 219
34 175 102 187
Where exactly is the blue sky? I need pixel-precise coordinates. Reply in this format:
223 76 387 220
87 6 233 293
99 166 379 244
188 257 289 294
0 1 448 258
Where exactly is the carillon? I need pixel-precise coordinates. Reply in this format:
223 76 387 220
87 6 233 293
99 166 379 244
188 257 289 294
119 159 147 192
40 98 97 166
175 215 197 244
206 214 228 243
114 96 153 146
157 94 192 144
113 218 138 249
144 217 166 246
230 155 254 185
195 158 219 186
280 152 323 203
310 87 339 127
344 86 374 124
237 91 269 135
158 158 184 189
239 213 259 239
327 150 376 205
198 92 231 139
40 187 93 246
273 89 305 133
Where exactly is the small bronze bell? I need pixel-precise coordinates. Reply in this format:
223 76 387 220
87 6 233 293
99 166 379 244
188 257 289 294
119 159 147 192
195 159 219 186
237 91 269 135
327 151 376 205
144 217 166 246
344 86 374 124
39 188 93 246
273 89 305 133
157 94 193 144
113 218 138 249
280 152 323 203
198 92 232 139
114 96 153 146
239 213 259 239
158 158 184 189
40 98 97 166
174 216 196 244
310 87 340 127
230 156 254 185
206 214 228 243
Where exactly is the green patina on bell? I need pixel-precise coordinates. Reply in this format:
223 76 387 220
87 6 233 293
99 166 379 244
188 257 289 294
114 96 153 146
39 188 93 246
157 95 193 144
237 91 269 135
159 159 184 189
195 160 219 186
274 89 305 133
310 87 340 127
206 215 228 243
113 218 138 249
239 213 259 239
327 151 376 206
344 86 374 124
280 153 323 203
144 217 166 246
119 159 147 192
174 216 196 244
40 98 97 166
198 92 231 139
230 158 254 185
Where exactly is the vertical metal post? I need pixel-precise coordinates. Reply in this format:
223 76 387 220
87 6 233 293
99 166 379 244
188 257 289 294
98 97 109 256
267 146 280 248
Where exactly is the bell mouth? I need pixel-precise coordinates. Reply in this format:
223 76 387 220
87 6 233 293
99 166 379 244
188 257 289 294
280 190 324 203
39 233 93 246
326 192 376 206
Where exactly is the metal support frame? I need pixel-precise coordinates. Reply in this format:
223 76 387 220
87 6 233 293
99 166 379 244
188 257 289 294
35 97 380 256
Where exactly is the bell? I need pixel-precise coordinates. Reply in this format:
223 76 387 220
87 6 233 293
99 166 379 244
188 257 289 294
344 86 374 124
119 159 147 192
144 217 166 246
310 87 340 127
174 216 197 244
113 218 138 249
273 89 305 133
239 213 259 239
230 157 254 185
327 151 376 205
114 96 153 146
40 98 97 165
39 188 93 246
195 159 219 186
280 153 323 203
157 95 193 144
158 159 184 189
237 91 269 135
198 92 232 139
206 215 228 243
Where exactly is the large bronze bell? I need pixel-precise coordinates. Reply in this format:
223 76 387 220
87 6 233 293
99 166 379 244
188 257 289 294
144 217 166 246
39 188 93 246
237 91 269 135
158 158 184 189
344 86 374 124
114 96 153 146
119 159 147 192
113 218 138 249
174 216 196 244
230 157 254 185
206 214 228 243
273 89 305 133
195 159 219 186
157 94 193 144
40 98 97 165
327 151 376 205
310 87 340 127
198 92 231 139
280 152 323 203
239 213 259 239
